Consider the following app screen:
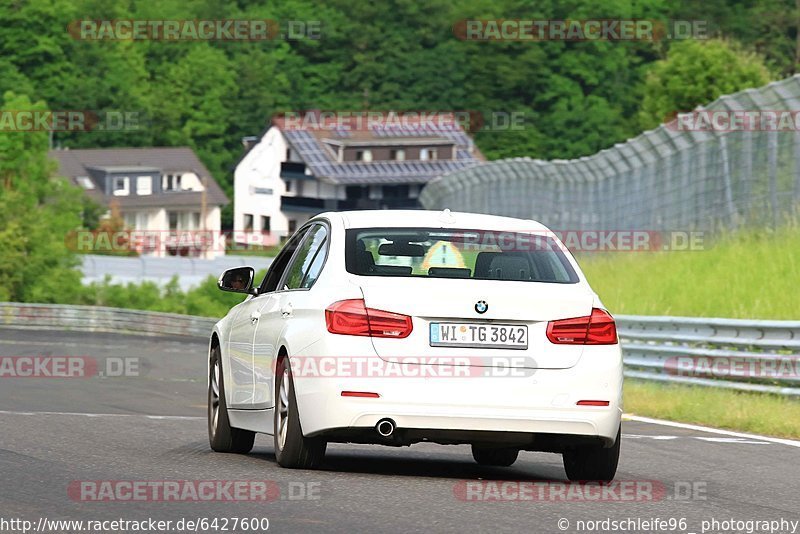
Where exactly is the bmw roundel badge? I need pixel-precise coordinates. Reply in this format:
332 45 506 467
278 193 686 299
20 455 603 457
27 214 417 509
474 300 488 314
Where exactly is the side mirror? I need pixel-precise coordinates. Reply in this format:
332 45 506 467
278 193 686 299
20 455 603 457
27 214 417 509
218 266 256 294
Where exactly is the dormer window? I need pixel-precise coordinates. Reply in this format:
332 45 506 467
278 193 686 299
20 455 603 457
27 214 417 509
356 149 373 162
113 177 129 196
420 148 438 161
136 176 152 195
390 149 406 161
163 174 182 191
76 176 95 190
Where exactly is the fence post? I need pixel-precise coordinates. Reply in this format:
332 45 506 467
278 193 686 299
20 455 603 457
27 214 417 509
719 135 737 228
768 130 779 229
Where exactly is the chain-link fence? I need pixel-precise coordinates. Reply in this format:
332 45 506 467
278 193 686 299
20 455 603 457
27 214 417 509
420 75 800 232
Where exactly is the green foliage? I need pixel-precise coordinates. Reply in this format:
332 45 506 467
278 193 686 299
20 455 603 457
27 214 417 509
0 0 794 313
0 0 788 230
66 270 268 318
638 38 772 129
0 91 84 303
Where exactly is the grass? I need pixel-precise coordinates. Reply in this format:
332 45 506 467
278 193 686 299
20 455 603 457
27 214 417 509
624 379 800 439
580 225 800 436
579 225 800 319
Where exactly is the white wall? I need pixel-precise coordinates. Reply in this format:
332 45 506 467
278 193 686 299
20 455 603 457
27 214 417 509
120 205 224 259
234 126 289 243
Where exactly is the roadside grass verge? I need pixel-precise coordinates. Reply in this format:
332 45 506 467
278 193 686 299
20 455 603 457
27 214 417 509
579 225 800 319
624 379 800 439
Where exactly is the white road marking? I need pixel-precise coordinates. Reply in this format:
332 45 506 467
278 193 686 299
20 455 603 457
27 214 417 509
625 433 770 444
0 410 203 420
0 339 131 350
624 434 679 440
695 437 770 445
625 414 800 448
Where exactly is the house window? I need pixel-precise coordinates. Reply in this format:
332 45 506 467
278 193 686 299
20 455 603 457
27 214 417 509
288 219 297 234
383 185 409 198
356 149 373 162
136 176 152 195
125 212 150 229
390 149 405 161
420 148 438 161
284 180 292 193
113 177 129 196
163 174 182 191
76 176 95 190
169 212 201 230
261 216 271 233
346 185 369 199
243 214 254 231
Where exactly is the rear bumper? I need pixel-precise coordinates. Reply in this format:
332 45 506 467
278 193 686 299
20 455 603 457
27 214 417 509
291 342 623 448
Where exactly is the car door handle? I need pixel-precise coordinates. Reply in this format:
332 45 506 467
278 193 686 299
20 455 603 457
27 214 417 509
280 303 293 318
250 310 261 324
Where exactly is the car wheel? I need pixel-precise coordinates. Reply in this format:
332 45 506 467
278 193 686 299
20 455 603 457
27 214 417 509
274 356 326 469
471 445 519 467
208 344 255 453
562 427 621 481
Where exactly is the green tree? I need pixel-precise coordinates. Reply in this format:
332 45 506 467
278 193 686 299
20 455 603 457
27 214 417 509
0 92 85 302
638 38 772 130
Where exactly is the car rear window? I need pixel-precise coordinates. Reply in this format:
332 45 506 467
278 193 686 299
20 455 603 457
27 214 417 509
345 228 579 283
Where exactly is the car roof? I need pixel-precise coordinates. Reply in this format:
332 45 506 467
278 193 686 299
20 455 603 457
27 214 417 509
319 210 550 232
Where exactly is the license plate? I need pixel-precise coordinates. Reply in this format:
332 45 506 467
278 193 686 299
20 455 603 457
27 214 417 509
429 323 528 349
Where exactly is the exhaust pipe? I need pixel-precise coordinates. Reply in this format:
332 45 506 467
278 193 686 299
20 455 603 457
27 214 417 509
376 418 396 437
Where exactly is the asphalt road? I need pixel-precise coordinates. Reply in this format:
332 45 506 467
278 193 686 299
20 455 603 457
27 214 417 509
0 328 798 534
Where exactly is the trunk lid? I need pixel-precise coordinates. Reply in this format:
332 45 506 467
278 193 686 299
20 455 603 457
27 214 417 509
358 277 594 369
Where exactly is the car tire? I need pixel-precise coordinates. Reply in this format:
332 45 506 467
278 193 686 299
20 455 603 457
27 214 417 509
471 445 519 467
208 344 255 454
562 427 621 481
274 356 326 469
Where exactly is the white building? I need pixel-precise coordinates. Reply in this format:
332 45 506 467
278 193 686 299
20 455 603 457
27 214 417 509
233 112 483 243
51 147 229 259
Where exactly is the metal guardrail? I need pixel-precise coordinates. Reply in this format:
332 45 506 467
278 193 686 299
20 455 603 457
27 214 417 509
617 315 800 396
0 302 216 339
81 254 274 291
1 303 798 395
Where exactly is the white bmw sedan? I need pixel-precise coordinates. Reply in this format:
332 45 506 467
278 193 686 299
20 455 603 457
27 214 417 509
208 210 622 480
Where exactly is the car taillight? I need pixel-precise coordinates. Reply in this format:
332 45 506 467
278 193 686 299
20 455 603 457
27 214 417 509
546 308 617 345
325 299 413 338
